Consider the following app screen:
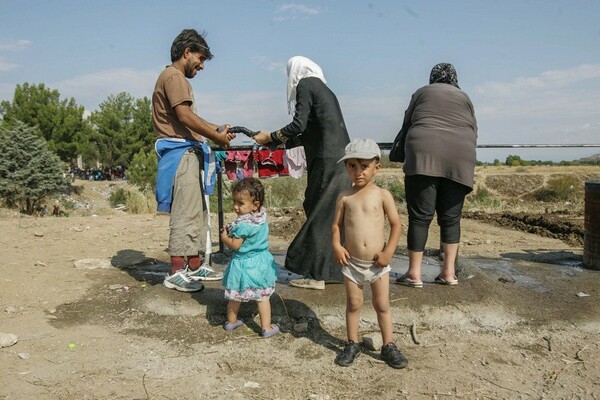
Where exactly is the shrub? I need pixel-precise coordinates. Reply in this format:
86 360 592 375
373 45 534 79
467 186 501 208
109 186 155 213
387 181 406 203
126 189 155 214
208 176 306 212
532 175 583 203
109 187 128 207
208 180 232 213
375 177 406 203
127 149 157 191
263 176 306 208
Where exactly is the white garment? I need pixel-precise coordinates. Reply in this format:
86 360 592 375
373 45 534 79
283 146 307 179
287 56 327 114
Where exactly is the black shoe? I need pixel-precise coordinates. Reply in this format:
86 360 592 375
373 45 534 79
335 341 361 367
381 342 408 369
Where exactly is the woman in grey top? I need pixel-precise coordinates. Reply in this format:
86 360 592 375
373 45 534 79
395 63 477 288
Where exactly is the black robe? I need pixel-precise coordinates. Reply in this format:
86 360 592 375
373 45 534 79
271 77 351 282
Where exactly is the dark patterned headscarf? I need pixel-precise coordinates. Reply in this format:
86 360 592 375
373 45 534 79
429 63 460 88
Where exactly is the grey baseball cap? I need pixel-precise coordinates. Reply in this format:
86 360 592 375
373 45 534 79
337 138 381 163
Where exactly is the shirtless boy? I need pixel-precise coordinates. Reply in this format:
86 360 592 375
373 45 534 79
332 138 408 369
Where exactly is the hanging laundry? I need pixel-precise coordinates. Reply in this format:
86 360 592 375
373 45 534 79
253 147 289 178
225 150 254 180
283 146 307 179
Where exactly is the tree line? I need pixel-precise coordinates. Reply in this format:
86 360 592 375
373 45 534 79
0 83 156 214
0 82 154 166
1 82 598 215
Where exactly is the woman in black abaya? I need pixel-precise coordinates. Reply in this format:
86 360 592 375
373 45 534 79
254 56 351 289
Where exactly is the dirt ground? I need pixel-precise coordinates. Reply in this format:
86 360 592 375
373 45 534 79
1 167 600 400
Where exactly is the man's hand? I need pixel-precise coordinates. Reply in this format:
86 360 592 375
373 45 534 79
213 125 236 148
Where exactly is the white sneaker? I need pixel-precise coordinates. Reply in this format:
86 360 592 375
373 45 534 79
163 270 204 292
289 278 325 290
187 265 223 281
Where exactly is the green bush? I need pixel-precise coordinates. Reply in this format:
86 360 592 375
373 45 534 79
208 180 232 213
109 186 155 213
375 177 406 203
263 176 306 208
387 181 406 203
532 175 583 203
127 149 157 191
208 176 307 212
467 186 502 208
126 189 155 214
109 187 128 207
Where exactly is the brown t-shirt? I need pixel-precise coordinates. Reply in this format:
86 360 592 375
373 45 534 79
152 66 196 140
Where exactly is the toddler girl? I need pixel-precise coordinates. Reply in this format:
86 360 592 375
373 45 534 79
220 178 280 337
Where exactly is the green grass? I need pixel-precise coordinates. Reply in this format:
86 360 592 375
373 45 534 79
532 175 583 203
209 175 307 213
466 186 502 209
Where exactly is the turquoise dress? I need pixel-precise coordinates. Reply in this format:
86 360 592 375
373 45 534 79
221 214 279 302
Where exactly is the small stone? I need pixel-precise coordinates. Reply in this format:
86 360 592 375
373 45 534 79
294 322 309 332
34 261 47 267
108 284 124 290
73 259 112 270
18 352 30 360
0 333 18 348
4 306 17 314
34 232 44 237
244 381 260 388
362 333 383 351
576 292 590 297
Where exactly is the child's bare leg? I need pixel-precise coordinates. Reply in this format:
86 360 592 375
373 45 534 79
256 299 272 330
371 273 393 345
227 300 242 324
344 277 364 343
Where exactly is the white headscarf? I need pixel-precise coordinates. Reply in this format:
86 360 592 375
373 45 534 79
286 56 327 114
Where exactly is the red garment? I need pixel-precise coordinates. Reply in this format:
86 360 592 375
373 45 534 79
224 150 254 180
253 148 289 178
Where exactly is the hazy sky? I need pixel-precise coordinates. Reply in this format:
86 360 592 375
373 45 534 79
1 0 599 161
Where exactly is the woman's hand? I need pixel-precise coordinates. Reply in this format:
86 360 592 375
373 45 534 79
253 131 272 146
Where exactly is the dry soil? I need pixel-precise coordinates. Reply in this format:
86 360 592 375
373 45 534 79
1 167 600 400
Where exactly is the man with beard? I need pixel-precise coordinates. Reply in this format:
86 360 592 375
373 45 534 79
152 28 235 292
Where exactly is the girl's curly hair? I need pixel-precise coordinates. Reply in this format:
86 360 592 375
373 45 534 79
232 178 265 208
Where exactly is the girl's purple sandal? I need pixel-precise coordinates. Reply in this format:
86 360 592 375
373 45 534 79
261 324 280 337
224 319 244 331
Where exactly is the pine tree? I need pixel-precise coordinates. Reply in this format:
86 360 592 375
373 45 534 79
127 148 157 192
0 83 90 163
0 121 69 214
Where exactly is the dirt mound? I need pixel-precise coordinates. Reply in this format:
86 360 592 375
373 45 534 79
465 211 584 246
